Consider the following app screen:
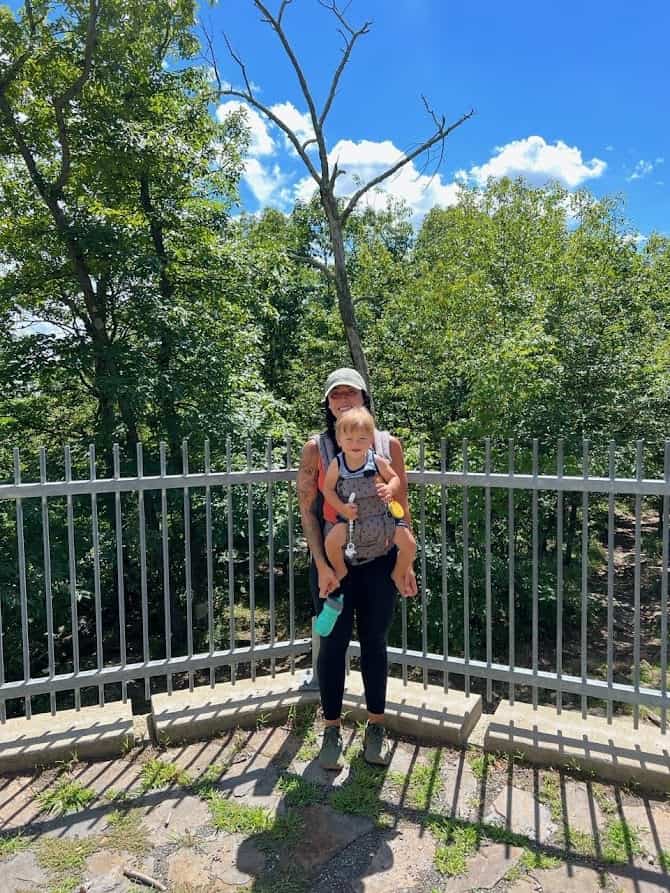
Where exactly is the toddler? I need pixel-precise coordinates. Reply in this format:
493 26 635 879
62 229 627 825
322 407 416 594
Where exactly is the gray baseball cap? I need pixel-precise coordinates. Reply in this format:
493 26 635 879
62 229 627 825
323 367 367 399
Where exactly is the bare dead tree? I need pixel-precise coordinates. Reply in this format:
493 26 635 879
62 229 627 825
209 0 473 394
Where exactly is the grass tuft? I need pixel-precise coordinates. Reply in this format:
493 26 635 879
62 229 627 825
37 837 97 874
0 832 30 860
103 808 150 856
37 777 96 816
329 754 386 819
208 793 272 834
602 819 642 864
429 817 479 876
519 848 561 870
277 773 324 808
139 757 191 792
388 750 443 811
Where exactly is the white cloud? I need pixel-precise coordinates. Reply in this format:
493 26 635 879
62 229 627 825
466 136 606 189
269 102 315 149
627 157 664 181
216 101 275 157
294 138 462 221
243 158 288 205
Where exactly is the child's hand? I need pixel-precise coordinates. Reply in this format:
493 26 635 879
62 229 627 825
340 503 358 521
375 481 393 502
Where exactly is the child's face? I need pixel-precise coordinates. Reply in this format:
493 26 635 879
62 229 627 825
338 427 373 460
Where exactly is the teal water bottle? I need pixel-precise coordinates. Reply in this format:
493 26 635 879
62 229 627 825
315 594 344 637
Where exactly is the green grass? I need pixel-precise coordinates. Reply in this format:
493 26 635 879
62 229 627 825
659 849 670 871
49 878 84 893
388 750 443 810
0 832 30 859
592 783 617 816
602 819 643 864
563 827 597 857
103 808 150 856
37 837 97 875
207 793 273 834
428 818 479 877
276 772 324 807
37 777 96 816
257 808 305 851
139 757 191 792
519 848 561 870
190 762 228 798
539 772 562 823
467 751 490 781
290 705 320 762
329 755 386 819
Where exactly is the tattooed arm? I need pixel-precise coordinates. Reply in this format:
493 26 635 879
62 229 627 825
298 439 339 598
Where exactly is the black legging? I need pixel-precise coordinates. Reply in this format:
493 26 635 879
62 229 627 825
310 549 397 720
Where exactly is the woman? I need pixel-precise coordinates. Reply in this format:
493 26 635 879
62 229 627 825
297 367 417 770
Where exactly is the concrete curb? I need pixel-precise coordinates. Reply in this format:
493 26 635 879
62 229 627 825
483 702 670 791
0 703 134 773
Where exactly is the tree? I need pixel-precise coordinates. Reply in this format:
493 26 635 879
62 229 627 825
0 0 282 469
210 0 472 395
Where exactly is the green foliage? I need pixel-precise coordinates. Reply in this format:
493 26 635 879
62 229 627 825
37 778 96 816
602 819 643 864
139 758 191 792
0 832 30 859
37 836 97 874
207 794 272 834
329 754 386 819
276 773 324 808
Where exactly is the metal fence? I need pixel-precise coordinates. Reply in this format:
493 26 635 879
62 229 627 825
0 437 668 733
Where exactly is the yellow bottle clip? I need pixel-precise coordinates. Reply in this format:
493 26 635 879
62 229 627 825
388 500 405 520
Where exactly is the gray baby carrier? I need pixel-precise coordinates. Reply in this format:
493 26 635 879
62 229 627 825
314 430 397 565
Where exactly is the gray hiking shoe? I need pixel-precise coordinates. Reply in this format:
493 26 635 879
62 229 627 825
364 722 391 766
318 725 343 770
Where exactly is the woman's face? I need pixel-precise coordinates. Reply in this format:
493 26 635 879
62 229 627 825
327 385 364 417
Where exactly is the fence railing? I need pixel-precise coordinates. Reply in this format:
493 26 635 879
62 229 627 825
1 437 668 735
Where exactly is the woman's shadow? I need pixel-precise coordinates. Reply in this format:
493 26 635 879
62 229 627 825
234 726 396 891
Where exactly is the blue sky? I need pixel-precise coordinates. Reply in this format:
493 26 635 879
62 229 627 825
5 0 668 236
204 0 669 237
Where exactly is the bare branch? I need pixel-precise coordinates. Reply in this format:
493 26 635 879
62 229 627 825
219 87 322 184
53 0 99 190
318 1 371 129
223 31 253 97
340 107 475 225
0 92 49 199
289 250 336 280
201 23 222 92
277 0 293 25
253 0 329 176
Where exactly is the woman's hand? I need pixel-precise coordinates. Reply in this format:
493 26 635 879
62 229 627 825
375 481 393 502
401 568 418 598
317 562 340 599
340 503 358 521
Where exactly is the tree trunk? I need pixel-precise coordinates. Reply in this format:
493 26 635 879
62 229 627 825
139 174 181 464
322 193 372 401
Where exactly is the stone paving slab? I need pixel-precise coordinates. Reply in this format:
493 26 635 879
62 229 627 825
4 719 670 893
561 779 605 836
485 786 556 843
139 792 212 845
0 774 43 830
3 849 49 892
357 821 437 891
446 842 525 891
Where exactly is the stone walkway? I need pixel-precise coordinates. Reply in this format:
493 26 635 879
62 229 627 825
1 710 670 892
